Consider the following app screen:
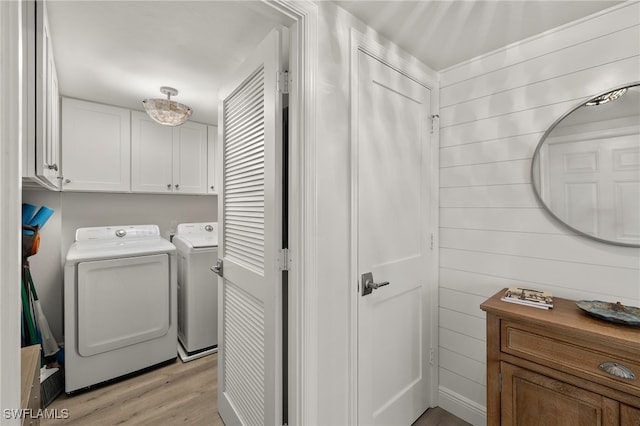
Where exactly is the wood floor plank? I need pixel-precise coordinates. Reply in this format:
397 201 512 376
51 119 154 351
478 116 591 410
43 354 222 425
43 353 468 425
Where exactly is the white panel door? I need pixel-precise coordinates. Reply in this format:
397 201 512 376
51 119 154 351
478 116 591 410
217 29 283 426
131 110 174 193
356 50 433 425
173 121 208 194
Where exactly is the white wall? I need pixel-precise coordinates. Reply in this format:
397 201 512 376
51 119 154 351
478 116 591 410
22 189 217 343
437 3 640 424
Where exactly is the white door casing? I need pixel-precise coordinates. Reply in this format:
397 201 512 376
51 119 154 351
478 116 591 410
0 1 318 422
217 28 283 426
350 30 439 425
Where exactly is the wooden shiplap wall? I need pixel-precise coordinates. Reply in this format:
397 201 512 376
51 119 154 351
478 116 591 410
437 3 640 424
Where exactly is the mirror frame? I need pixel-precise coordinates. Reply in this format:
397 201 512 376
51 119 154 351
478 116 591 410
531 81 640 248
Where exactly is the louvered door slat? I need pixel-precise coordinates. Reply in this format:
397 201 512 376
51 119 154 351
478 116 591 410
223 64 266 274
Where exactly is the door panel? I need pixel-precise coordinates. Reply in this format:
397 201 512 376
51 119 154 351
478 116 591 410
173 122 208 194
217 29 282 426
501 362 619 426
356 50 432 425
131 111 173 193
77 254 170 356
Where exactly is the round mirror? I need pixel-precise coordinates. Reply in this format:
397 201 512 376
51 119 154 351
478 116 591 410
532 83 640 247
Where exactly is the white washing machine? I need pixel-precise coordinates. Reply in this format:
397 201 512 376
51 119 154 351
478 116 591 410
64 225 177 393
172 222 218 362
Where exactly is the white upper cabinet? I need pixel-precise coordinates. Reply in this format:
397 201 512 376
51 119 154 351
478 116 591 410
23 0 61 190
131 111 208 194
131 111 174 193
61 98 131 192
207 125 218 194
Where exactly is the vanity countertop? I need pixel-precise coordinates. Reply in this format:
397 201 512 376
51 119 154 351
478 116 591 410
480 289 640 354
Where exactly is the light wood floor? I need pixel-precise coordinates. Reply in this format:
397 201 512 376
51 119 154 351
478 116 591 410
43 353 469 425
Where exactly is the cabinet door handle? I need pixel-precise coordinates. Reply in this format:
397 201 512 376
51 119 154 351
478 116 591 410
46 163 58 172
175 184 180 189
167 184 171 189
599 362 636 380
64 179 71 184
210 185 215 190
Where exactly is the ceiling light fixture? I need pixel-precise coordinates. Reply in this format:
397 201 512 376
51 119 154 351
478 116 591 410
585 88 627 107
142 86 192 126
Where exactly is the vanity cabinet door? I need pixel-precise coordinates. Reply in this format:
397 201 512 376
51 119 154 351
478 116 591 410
501 362 619 426
621 404 640 425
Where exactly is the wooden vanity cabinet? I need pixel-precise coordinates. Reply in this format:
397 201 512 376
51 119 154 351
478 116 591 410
481 290 640 426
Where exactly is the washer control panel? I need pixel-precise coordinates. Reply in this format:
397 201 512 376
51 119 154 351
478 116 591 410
75 225 161 241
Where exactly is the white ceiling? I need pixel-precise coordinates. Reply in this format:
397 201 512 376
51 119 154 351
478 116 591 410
334 0 624 71
47 1 280 124
47 0 623 124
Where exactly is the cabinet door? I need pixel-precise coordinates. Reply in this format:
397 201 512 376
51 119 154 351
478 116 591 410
44 29 60 188
173 122 208 194
501 362 619 426
622 404 640 425
28 0 60 189
61 98 131 192
131 111 174 193
207 125 218 194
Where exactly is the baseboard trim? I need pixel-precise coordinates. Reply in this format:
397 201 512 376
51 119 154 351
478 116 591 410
438 386 487 426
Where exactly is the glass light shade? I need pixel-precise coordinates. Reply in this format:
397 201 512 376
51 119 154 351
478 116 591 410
142 98 193 126
585 88 627 106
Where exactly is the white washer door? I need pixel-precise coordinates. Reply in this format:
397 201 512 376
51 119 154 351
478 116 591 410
77 254 170 357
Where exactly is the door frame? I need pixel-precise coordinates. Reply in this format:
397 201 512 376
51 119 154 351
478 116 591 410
266 1 319 424
0 0 23 420
348 28 440 424
0 1 319 424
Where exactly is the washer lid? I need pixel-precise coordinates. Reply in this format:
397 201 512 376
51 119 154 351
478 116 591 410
175 233 218 248
67 225 175 264
175 222 218 248
66 237 175 264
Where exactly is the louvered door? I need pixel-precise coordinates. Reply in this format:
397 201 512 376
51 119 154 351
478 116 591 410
217 29 283 426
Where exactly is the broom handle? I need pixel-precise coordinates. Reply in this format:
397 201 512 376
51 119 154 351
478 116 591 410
24 264 39 301
21 274 38 346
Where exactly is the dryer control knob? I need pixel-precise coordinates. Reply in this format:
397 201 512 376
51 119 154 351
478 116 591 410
115 229 127 238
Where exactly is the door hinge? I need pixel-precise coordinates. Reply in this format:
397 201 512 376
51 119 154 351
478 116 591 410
277 71 289 94
429 348 435 365
498 372 502 393
278 248 291 271
430 114 439 134
430 233 434 250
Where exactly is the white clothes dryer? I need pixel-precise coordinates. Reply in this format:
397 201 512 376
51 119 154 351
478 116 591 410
64 225 177 393
172 222 218 362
